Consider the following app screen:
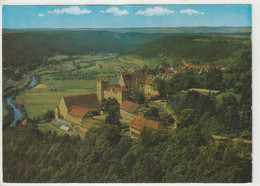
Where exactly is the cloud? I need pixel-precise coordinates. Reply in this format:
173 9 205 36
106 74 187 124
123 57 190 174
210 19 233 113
100 7 129 16
135 7 174 16
179 8 204 15
38 13 44 17
48 6 92 15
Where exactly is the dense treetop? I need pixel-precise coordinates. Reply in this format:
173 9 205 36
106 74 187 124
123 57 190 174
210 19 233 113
135 35 251 66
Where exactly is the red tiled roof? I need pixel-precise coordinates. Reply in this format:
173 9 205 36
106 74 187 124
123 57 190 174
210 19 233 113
120 100 140 113
130 115 166 131
63 94 100 110
68 106 90 118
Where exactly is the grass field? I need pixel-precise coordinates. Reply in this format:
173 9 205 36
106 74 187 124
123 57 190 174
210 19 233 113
148 101 171 119
38 121 67 134
3 79 16 89
216 91 242 103
118 55 146 66
15 79 97 118
38 117 105 138
13 53 121 119
10 53 145 122
183 88 220 95
38 121 82 137
48 55 68 61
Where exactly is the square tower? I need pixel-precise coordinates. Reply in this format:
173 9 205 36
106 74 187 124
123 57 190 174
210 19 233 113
96 79 109 102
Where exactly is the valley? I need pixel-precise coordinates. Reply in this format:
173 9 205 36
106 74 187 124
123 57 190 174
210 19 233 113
2 28 252 183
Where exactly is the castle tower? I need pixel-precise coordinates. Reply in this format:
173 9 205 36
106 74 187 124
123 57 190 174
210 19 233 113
96 79 109 103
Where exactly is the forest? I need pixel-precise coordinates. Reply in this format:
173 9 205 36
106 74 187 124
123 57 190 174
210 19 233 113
3 123 251 183
2 30 166 75
135 35 251 66
2 29 252 183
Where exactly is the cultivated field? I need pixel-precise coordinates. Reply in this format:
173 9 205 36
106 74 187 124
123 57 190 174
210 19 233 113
8 53 145 120
14 79 97 118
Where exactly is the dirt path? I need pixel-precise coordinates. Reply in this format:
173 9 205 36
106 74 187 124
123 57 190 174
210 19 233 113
153 100 178 121
212 135 252 144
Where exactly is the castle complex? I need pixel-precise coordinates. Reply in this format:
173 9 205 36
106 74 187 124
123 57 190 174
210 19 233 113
97 73 159 104
56 73 159 126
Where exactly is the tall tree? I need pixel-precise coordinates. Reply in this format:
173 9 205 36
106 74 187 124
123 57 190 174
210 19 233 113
206 67 223 90
103 98 121 126
128 86 146 104
153 78 167 98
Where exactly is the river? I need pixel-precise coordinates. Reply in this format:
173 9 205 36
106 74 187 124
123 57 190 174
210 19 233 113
29 75 37 87
6 98 23 126
6 75 37 126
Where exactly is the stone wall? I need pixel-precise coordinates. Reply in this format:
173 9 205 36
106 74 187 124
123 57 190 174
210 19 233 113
97 80 109 102
65 114 83 125
59 98 68 119
104 90 124 104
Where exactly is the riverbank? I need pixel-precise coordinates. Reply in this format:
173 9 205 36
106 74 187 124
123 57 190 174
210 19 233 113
4 75 37 126
6 98 23 126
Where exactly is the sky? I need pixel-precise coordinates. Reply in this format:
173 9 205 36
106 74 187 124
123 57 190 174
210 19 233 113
2 5 252 28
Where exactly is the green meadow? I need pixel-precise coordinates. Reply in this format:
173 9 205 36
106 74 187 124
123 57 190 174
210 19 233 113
216 91 242 103
14 79 97 118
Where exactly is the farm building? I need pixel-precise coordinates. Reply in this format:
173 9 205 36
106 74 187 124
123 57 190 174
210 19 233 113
56 94 101 125
120 100 140 120
97 73 159 104
129 115 166 138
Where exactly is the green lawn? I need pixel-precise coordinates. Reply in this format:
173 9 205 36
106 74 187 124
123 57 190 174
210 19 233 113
48 55 68 61
41 79 97 90
118 55 145 66
183 88 220 95
216 91 242 103
148 101 171 119
38 121 82 137
15 79 97 118
3 78 16 89
38 121 66 134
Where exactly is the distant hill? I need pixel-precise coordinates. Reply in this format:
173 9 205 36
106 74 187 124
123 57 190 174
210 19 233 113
3 31 167 68
135 35 251 65
2 27 251 69
3 26 251 34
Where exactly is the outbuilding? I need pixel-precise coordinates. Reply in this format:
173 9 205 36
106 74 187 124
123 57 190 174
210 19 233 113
120 100 140 120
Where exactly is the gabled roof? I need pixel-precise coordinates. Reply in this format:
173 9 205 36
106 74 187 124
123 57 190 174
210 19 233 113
120 100 140 113
63 94 100 110
104 84 129 92
68 106 96 118
130 115 166 131
121 73 152 86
